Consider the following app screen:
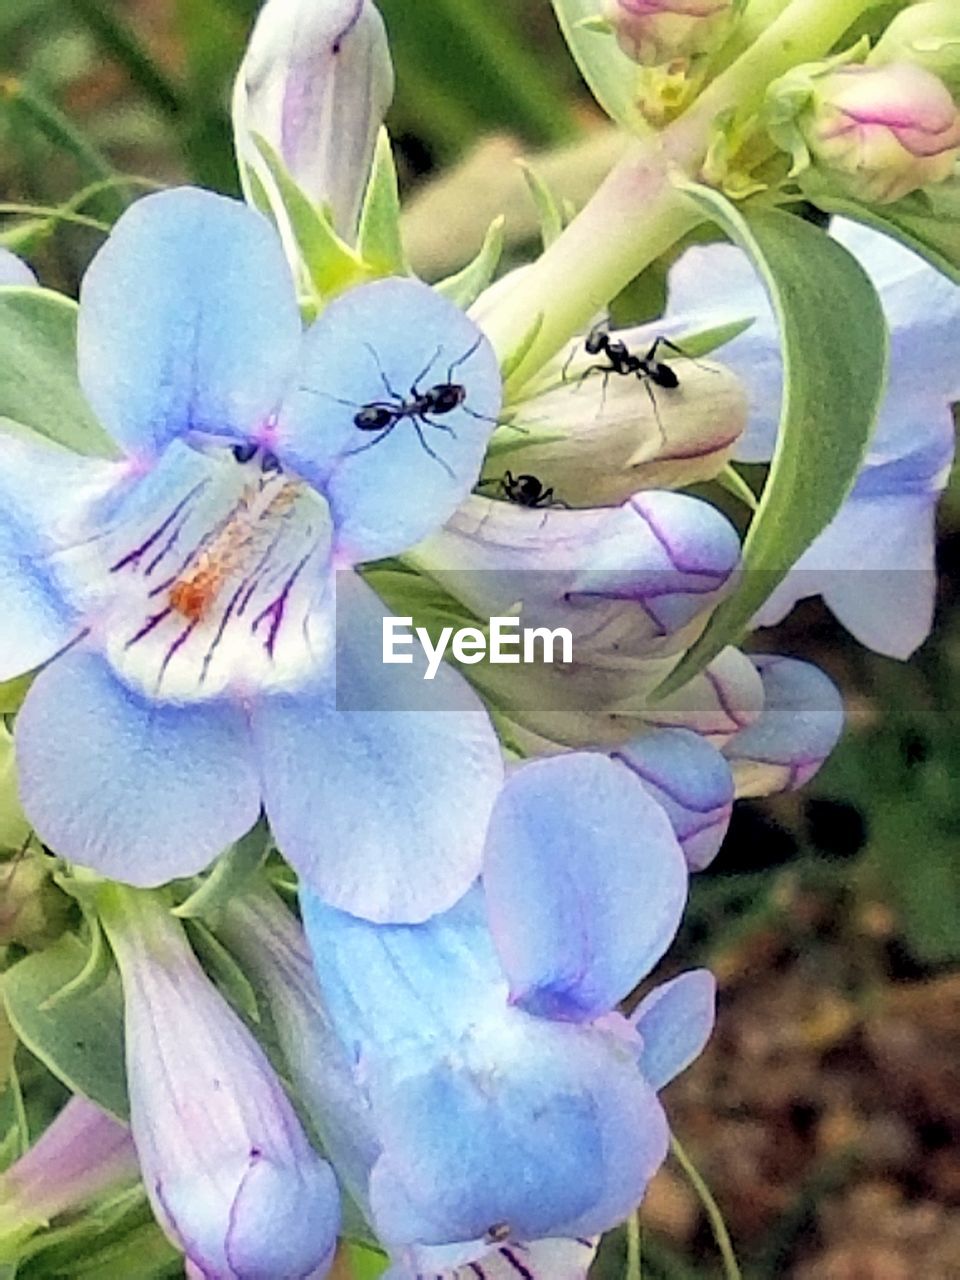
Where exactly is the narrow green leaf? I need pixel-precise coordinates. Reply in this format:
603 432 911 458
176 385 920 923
357 129 407 276
435 216 505 309
658 189 888 696
0 291 116 457
676 316 755 358
182 921 260 1025
501 312 545 383
0 724 31 849
174 821 271 921
251 134 368 298
518 161 565 250
2 935 128 1120
550 0 649 134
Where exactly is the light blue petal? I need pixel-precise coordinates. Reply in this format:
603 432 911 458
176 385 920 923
367 1009 668 1249
78 188 302 460
0 249 38 287
300 886 504 1057
483 754 688 1022
613 729 734 871
754 481 942 659
15 649 261 883
631 969 716 1090
0 432 122 680
256 574 503 922
722 657 844 796
277 278 502 562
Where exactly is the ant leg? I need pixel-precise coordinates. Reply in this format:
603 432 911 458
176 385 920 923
560 343 581 383
342 419 398 460
645 335 715 373
459 404 501 426
411 419 455 479
640 375 667 446
410 344 444 396
421 415 458 440
574 363 611 393
446 334 483 381
298 386 360 409
363 342 404 401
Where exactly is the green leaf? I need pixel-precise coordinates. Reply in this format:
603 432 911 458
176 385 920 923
0 675 31 716
0 724 30 849
550 0 648 134
174 821 270 922
344 1243 389 1280
182 921 260 1026
658 189 888 696
518 161 565 250
1 935 128 1120
435 216 505 309
0 291 115 457
814 184 960 285
251 135 368 298
357 129 407 277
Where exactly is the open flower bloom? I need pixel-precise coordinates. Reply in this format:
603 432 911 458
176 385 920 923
99 886 340 1279
664 218 960 658
1 187 505 922
0 1097 138 1240
301 753 716 1276
0 249 37 288
233 0 394 244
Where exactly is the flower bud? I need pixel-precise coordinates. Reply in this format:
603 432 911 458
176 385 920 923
601 0 734 68
492 329 747 507
98 886 340 1280
0 1097 138 1240
233 0 394 241
871 2 960 101
767 59 960 205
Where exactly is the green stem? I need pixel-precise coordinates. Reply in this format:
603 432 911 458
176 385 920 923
483 0 876 388
0 203 111 233
626 1210 642 1280
670 1135 742 1280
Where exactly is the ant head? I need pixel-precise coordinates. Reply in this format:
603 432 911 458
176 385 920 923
517 473 543 499
232 442 258 465
584 326 607 355
427 383 467 413
354 405 395 432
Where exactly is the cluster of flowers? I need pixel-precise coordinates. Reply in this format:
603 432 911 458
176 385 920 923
1 0 958 1277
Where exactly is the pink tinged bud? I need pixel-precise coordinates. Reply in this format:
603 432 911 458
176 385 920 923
601 0 734 67
99 890 340 1280
503 336 747 507
780 60 960 204
234 0 394 241
0 1097 138 1232
871 2 960 100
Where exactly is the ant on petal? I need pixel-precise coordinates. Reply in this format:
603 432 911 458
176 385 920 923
479 470 567 511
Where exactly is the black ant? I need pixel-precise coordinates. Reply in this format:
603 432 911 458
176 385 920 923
301 336 498 480
478 470 567 511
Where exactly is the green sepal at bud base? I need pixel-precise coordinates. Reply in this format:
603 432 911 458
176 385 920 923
871 0 960 100
601 0 736 69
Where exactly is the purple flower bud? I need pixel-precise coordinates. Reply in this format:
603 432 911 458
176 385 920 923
0 1097 138 1236
234 0 394 240
768 59 960 205
601 0 734 67
98 887 340 1280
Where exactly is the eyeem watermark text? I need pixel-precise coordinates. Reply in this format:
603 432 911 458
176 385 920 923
383 616 573 681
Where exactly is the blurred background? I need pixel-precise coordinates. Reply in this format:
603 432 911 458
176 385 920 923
2 2 958 1276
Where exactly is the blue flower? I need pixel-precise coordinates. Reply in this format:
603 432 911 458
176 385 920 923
300 752 715 1274
663 218 959 658
98 885 340 1280
1 187 505 922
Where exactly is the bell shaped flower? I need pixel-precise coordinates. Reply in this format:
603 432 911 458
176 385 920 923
233 0 393 243
301 753 715 1275
98 885 340 1279
767 58 960 205
663 217 959 658
2 188 504 922
0 1097 138 1243
0 250 36 287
